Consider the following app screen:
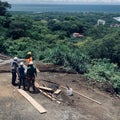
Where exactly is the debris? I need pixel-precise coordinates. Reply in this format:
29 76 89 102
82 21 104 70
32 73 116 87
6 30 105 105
67 88 73 96
54 89 61 95
72 80 76 82
61 86 102 105
48 84 59 91
17 89 47 114
66 85 73 96
35 82 61 104
37 86 54 92
42 79 59 85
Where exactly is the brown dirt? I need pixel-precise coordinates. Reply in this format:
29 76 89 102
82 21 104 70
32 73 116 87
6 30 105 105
0 72 120 120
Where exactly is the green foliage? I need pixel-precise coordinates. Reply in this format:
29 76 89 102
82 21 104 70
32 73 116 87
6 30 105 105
85 59 120 94
48 17 90 37
0 36 5 52
86 26 111 39
43 45 89 73
67 50 89 73
85 30 120 65
0 0 11 16
0 1 11 37
8 16 33 39
1 6 120 94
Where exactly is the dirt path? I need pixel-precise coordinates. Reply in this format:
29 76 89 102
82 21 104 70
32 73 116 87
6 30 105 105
0 72 120 120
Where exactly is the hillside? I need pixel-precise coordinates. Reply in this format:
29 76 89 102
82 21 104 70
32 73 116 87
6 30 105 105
0 1 120 119
0 56 120 120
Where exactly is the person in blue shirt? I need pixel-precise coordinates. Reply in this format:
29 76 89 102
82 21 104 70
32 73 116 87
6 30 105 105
18 62 26 89
11 57 18 85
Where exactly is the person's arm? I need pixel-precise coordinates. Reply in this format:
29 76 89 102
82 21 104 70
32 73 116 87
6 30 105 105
17 67 20 78
34 68 37 77
16 63 19 74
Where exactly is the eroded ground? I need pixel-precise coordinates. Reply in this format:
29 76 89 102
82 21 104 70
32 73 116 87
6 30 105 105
0 72 120 120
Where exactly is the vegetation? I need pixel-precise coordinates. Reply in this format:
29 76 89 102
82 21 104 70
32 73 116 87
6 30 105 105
85 59 120 94
0 0 120 94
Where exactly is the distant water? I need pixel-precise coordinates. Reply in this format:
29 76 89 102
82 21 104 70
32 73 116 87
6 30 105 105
10 4 120 13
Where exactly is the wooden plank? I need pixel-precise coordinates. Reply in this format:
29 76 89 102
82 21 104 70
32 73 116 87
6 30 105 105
35 82 53 92
38 86 53 92
36 68 40 73
17 89 47 114
54 89 61 95
61 86 102 105
35 82 61 104
39 88 61 104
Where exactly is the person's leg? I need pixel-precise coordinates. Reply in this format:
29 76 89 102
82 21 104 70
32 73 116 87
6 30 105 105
23 77 26 90
12 72 16 85
27 77 30 91
19 77 22 89
32 77 36 91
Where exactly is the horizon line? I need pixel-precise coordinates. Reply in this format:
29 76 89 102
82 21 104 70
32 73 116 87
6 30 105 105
11 3 120 5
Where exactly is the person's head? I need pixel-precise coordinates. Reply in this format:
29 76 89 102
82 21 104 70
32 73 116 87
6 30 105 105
13 57 18 61
27 51 32 55
27 51 32 58
20 62 24 66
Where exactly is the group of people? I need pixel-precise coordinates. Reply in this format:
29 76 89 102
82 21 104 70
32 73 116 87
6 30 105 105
11 52 37 92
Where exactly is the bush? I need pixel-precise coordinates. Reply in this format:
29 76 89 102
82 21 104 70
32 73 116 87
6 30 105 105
43 45 89 73
85 59 120 94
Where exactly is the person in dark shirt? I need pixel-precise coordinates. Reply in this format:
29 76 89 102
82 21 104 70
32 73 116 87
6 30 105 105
11 57 18 85
26 61 37 92
18 62 26 89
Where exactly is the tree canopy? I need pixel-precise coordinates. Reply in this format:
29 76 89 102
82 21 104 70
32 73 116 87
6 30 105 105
0 0 11 16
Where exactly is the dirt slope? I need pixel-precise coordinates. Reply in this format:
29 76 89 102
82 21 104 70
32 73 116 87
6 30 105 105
0 72 120 120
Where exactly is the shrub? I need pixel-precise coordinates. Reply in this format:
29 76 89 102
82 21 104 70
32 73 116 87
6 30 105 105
43 45 89 73
85 59 120 94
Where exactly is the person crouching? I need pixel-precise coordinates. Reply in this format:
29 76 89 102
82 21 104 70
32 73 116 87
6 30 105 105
26 61 37 92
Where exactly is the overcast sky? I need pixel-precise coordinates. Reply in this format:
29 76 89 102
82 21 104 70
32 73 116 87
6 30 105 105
2 0 120 4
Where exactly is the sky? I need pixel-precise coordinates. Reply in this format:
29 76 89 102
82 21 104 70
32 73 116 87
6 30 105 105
2 0 120 4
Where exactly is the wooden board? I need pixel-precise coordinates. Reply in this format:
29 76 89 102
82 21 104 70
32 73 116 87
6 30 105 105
35 82 53 91
54 89 61 95
36 68 40 73
17 89 47 114
39 86 53 91
35 82 61 104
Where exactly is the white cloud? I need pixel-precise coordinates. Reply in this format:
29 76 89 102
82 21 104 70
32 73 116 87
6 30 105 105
2 0 120 4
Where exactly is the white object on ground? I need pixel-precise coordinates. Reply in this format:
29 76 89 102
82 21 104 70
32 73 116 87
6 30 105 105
67 88 73 96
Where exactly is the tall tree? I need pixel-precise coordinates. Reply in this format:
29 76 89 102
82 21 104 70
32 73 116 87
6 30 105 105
0 0 11 16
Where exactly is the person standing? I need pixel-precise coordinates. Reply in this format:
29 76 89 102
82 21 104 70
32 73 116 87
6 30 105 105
26 51 33 65
18 62 26 89
11 57 18 85
26 61 37 92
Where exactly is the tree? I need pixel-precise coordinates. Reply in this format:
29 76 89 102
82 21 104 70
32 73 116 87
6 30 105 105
0 0 11 16
8 16 33 39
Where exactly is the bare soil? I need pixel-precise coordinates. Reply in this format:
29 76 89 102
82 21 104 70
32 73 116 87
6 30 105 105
0 72 120 120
